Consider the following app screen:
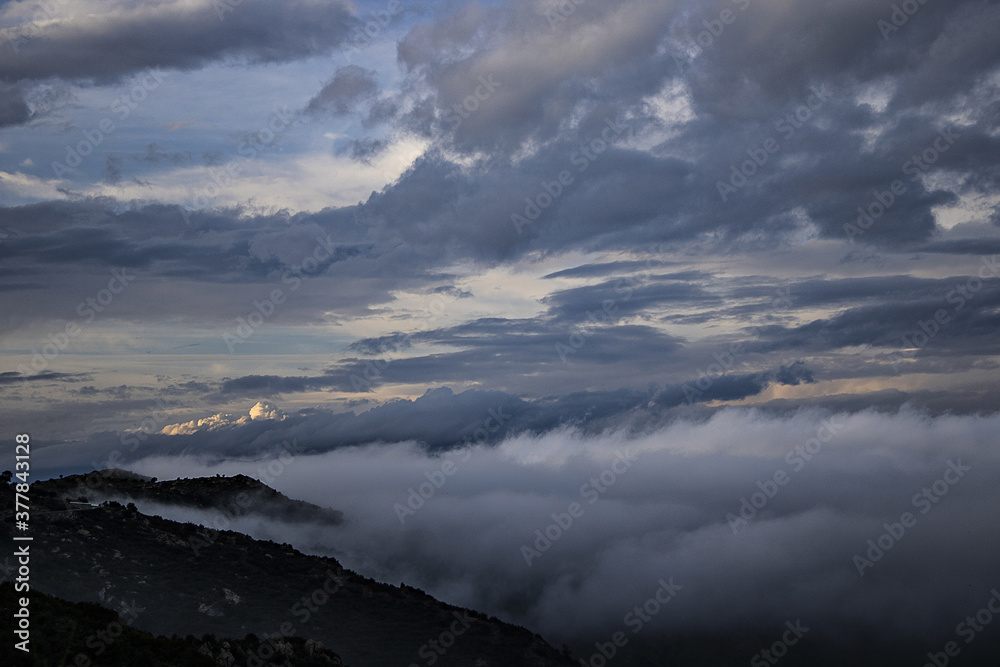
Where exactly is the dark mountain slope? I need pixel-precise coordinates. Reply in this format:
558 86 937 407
0 581 346 667
1 470 574 667
40 469 344 525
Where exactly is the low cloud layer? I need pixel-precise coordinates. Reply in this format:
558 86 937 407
124 407 1000 650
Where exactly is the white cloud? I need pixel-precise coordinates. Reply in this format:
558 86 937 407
84 140 428 213
129 407 1000 644
0 170 66 203
158 401 285 435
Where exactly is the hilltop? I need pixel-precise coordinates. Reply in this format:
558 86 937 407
1 470 574 667
40 469 345 525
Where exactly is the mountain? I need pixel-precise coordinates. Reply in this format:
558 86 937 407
39 469 345 526
1 581 346 666
1 470 575 667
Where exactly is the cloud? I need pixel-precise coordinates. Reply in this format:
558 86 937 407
775 361 816 386
0 170 66 202
0 0 353 80
124 407 1000 650
0 0 356 126
158 401 286 435
305 66 380 116
339 136 391 163
1 7 999 625
0 82 31 127
0 370 85 385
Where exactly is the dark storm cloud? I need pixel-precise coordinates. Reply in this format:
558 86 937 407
431 285 473 298
205 351 815 440
747 278 1000 356
0 203 433 337
298 114 977 262
1 0 998 455
162 380 213 395
223 322 602 394
346 332 413 356
0 0 355 90
669 0 1000 118
0 81 31 126
543 262 689 280
0 370 85 385
305 65 380 116
328 262 999 391
101 144 190 184
361 97 401 129
752 382 1000 418
2 194 995 398
73 384 133 399
391 320 684 370
774 360 815 386
0 222 280 275
134 143 192 165
341 136 391 162
395 0 676 154
0 199 376 298
539 277 721 323
320 0 999 252
731 275 953 308
26 370 818 473
913 239 1000 256
217 372 361 397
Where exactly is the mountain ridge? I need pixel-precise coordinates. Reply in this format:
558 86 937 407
1 469 575 667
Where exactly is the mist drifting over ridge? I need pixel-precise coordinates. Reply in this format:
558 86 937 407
121 406 1000 651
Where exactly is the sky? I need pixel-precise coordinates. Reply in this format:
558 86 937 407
2 0 1000 658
